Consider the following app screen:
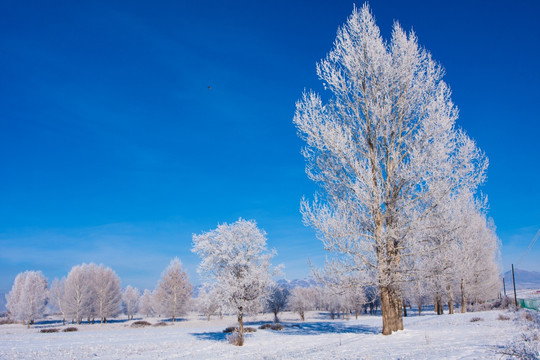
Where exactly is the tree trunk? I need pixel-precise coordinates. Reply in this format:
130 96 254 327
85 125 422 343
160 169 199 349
403 300 407 317
418 305 422 316
448 300 454 314
172 315 175 323
273 311 279 323
300 311 305 321
460 278 466 313
380 286 403 335
237 310 244 346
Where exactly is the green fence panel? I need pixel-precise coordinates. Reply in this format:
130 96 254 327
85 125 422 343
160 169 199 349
517 298 540 311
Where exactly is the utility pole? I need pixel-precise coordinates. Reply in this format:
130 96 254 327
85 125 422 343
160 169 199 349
503 277 506 297
511 264 518 310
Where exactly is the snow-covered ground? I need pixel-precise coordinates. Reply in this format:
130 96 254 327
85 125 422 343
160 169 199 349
0 310 526 359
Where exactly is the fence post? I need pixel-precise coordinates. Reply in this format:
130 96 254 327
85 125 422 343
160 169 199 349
512 264 518 311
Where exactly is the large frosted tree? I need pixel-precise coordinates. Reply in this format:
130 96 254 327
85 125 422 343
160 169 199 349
91 264 123 323
192 218 276 346
64 264 93 324
5 271 48 327
293 4 487 334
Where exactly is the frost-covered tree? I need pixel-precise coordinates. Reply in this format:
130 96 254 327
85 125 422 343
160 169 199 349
192 218 277 346
345 286 367 319
91 264 123 323
196 285 222 321
266 285 290 323
154 258 192 323
138 289 155 317
6 271 48 327
49 278 67 325
455 206 501 311
64 264 93 324
123 286 140 320
289 287 316 321
293 4 487 334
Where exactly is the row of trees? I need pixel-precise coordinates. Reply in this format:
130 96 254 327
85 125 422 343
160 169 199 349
5 259 192 327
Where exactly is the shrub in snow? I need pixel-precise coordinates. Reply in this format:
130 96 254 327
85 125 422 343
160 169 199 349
227 332 244 346
40 328 59 333
0 317 15 325
63 327 78 332
130 320 151 328
153 322 168 327
498 310 540 359
470 317 483 322
521 311 535 322
223 326 256 333
498 314 510 321
259 323 272 329
270 324 284 331
499 332 540 360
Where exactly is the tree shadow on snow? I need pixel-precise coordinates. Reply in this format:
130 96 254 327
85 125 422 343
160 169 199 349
190 331 229 342
278 321 379 336
159 317 188 323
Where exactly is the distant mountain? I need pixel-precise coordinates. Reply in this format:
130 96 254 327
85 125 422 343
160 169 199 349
276 278 319 289
503 269 540 290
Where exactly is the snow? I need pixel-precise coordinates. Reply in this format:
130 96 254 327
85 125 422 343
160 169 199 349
0 310 521 359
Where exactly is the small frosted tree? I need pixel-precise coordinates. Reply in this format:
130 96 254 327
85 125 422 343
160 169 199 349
197 285 222 321
154 258 192 323
138 289 155 317
123 286 140 320
266 285 290 323
289 287 317 321
192 218 277 346
6 271 48 328
49 278 67 325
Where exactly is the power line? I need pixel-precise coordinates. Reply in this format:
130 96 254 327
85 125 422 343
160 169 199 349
516 228 540 267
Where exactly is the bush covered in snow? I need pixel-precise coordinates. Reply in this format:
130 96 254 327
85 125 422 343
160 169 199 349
40 328 59 333
498 310 540 360
130 320 151 328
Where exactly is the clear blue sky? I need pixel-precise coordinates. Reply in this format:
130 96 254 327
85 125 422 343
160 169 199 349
1 0 539 294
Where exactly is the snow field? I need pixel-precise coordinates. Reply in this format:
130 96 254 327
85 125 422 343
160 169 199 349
0 309 521 359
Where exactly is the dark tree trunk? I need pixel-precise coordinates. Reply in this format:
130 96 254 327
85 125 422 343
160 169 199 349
237 310 245 346
380 286 403 335
460 278 466 313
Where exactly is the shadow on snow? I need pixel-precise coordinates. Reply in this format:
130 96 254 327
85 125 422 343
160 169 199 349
190 320 378 342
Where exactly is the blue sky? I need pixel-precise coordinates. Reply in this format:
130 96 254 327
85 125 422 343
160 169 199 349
1 0 539 294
